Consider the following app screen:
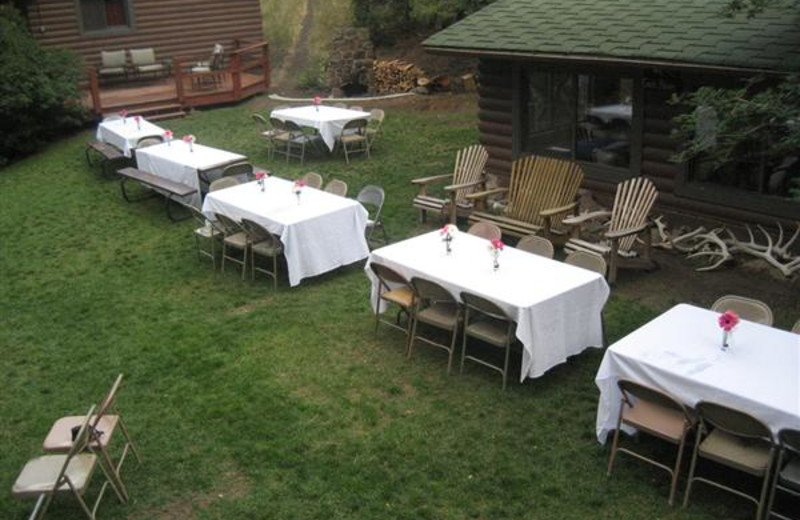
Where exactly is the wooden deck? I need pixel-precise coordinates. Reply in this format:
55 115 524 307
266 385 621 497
86 41 270 119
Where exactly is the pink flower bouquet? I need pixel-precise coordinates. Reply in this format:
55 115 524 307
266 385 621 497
718 310 739 350
134 115 141 130
164 129 173 145
255 171 268 192
489 238 504 270
293 179 305 203
313 95 322 112
440 224 457 254
182 134 195 152
119 109 128 123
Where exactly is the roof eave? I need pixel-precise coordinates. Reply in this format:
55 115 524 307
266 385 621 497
424 45 790 75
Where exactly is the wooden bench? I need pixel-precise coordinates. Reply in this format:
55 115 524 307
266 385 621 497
117 167 195 221
466 155 584 241
85 141 126 178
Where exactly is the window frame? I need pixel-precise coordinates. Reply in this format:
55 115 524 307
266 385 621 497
516 64 643 183
75 0 136 37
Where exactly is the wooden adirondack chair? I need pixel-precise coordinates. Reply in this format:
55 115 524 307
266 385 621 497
412 144 489 223
466 155 584 240
563 177 659 284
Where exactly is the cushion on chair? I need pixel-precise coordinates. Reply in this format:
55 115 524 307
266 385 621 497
699 429 772 475
137 63 165 73
465 317 511 347
43 415 119 451
779 458 800 492
621 400 688 442
341 134 367 145
195 223 222 239
101 50 126 68
129 48 156 66
223 232 249 249
416 302 460 329
252 240 283 256
99 67 126 76
13 454 97 497
381 287 414 309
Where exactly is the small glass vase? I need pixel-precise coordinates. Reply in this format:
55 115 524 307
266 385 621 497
721 329 733 351
444 236 452 255
295 192 301 205
493 257 500 272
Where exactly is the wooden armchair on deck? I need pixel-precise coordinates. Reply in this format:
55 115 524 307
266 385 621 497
562 177 658 284
411 144 488 223
466 155 584 240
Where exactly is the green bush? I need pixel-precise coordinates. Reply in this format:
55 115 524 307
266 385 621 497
0 6 88 166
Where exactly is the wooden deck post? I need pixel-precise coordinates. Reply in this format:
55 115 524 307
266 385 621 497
262 43 271 88
173 57 185 105
232 52 242 99
88 68 102 116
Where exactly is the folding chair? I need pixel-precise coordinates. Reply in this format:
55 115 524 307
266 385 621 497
460 291 516 390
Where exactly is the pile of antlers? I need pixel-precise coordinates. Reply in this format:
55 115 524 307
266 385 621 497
653 217 800 277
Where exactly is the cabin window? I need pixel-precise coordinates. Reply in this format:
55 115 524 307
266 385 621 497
79 0 132 32
523 69 634 175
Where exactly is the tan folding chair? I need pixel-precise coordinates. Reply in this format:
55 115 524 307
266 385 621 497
565 250 608 277
135 135 164 148
214 213 249 279
186 205 223 270
209 177 240 192
14 406 121 520
460 291 516 390
711 295 774 326
792 319 800 334
369 262 415 348
366 108 385 148
357 185 388 247
340 118 370 164
607 380 695 505
324 179 348 197
409 277 462 374
240 218 283 290
300 172 323 189
766 428 800 520
468 222 502 241
684 401 776 520
222 162 254 182
516 235 554 259
42 374 141 503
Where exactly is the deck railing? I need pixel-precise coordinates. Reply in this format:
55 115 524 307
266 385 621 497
87 40 270 116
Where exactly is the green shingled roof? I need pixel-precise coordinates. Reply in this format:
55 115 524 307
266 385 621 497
424 0 800 72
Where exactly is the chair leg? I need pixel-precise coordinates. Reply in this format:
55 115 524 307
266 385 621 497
607 405 625 477
407 314 419 358
501 338 512 391
343 143 350 165
667 431 688 506
682 426 704 508
446 322 459 375
460 324 469 374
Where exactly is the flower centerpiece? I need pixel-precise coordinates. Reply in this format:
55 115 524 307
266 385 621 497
717 310 740 351
489 238 504 271
313 95 322 112
134 115 141 130
182 134 195 152
119 109 128 124
164 129 173 146
440 224 457 255
293 179 305 203
255 171 269 192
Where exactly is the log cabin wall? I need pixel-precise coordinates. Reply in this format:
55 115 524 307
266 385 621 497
477 59 514 180
27 0 264 73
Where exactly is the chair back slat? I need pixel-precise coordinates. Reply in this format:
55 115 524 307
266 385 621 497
370 262 410 288
301 172 323 189
696 401 772 440
516 235 554 259
468 222 502 240
711 295 774 326
618 380 688 416
452 145 489 206
565 250 607 276
505 155 583 231
609 177 658 253
324 179 348 197
779 429 800 454
411 277 455 304
241 218 280 248
461 292 510 321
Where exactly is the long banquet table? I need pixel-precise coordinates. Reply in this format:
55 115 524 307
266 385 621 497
595 303 800 443
271 105 371 151
135 141 246 207
96 117 166 157
202 176 370 286
366 231 610 381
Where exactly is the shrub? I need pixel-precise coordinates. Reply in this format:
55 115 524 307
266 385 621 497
0 6 88 166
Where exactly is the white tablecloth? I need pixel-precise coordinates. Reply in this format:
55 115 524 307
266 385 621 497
96 118 166 157
271 105 371 151
366 231 610 381
595 303 800 443
135 141 246 207
202 176 370 286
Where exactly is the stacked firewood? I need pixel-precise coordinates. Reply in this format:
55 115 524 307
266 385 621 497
372 59 427 93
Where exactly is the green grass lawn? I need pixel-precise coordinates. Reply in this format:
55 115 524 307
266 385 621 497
0 96 763 519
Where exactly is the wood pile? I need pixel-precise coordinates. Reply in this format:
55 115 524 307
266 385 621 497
372 59 478 94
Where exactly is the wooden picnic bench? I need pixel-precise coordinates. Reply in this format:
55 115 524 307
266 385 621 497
117 167 195 221
466 155 584 240
85 141 126 178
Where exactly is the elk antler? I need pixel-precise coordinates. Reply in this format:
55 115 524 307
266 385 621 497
686 228 733 271
725 224 800 277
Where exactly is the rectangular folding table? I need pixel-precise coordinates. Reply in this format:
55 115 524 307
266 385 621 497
271 105 371 152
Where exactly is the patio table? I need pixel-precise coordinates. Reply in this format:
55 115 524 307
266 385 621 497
366 231 610 381
271 105 371 151
135 141 246 208
595 303 800 443
202 176 370 286
96 117 166 157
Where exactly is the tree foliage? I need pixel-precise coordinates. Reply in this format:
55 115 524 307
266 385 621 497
352 0 495 44
0 5 88 166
